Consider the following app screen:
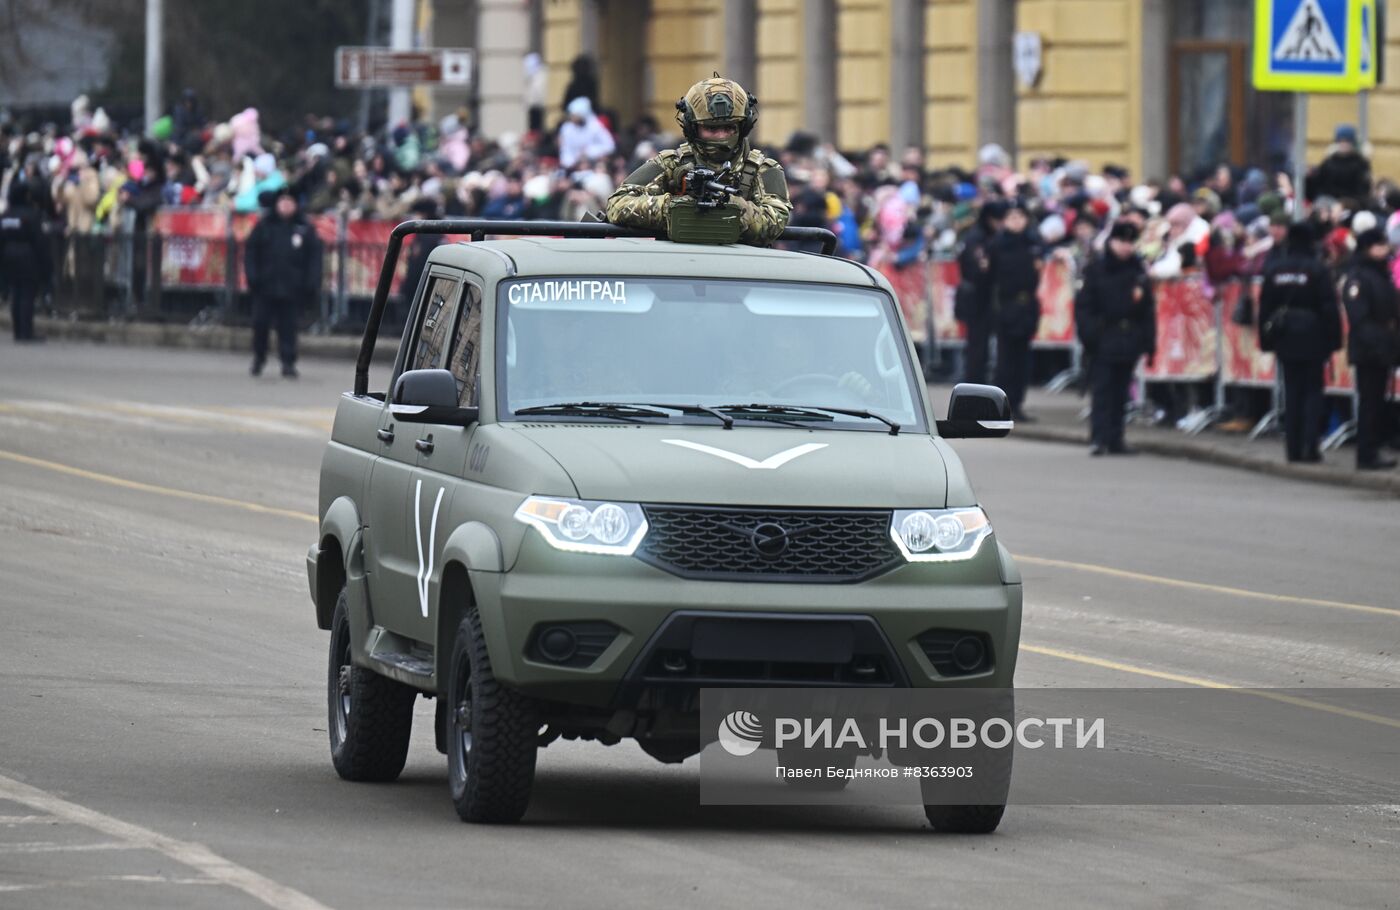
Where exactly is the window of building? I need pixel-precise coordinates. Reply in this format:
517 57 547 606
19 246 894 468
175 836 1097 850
1170 0 1296 179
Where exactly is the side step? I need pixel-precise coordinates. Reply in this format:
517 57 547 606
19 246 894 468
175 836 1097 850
363 626 436 690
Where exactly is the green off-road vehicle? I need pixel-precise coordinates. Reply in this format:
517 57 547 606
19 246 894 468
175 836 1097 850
308 220 1022 831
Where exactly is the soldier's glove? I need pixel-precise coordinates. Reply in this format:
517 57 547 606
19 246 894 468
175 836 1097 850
837 371 875 400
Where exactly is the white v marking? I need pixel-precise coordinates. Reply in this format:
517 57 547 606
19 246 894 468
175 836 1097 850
661 439 828 470
414 479 445 618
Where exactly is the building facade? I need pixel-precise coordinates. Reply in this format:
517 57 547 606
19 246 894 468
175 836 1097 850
445 0 1400 182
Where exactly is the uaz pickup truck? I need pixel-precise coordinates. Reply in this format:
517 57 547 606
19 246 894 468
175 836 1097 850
308 219 1021 831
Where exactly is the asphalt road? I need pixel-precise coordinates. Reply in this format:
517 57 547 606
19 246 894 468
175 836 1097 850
0 340 1396 909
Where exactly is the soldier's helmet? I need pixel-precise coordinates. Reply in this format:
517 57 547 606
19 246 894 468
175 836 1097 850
675 77 757 159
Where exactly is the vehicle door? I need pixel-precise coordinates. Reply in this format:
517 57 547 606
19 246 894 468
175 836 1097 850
399 277 486 642
364 268 465 638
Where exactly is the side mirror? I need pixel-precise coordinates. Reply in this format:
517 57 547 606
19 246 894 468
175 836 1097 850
390 369 479 426
936 383 1013 439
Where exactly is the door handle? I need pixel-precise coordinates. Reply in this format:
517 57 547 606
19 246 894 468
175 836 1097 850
377 427 395 444
415 437 435 455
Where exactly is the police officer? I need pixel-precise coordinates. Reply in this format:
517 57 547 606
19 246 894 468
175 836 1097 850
0 182 52 343
1076 221 1156 456
990 203 1043 421
956 200 1007 384
1257 223 1342 464
1342 228 1399 470
243 186 322 377
606 77 791 246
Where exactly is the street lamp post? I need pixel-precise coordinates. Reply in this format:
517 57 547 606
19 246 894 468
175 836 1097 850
144 0 163 133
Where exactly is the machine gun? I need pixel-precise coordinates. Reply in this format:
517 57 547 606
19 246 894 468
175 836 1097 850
681 164 739 211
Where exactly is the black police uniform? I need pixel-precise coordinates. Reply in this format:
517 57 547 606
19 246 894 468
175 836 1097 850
1075 249 1156 452
1258 240 1342 463
0 187 52 342
243 207 323 375
990 226 1042 417
956 215 1000 384
1342 254 1400 468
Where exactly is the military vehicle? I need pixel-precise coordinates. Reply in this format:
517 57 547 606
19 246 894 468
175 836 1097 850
307 220 1022 831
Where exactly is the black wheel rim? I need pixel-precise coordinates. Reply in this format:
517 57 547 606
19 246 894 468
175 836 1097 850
449 648 473 790
333 631 352 746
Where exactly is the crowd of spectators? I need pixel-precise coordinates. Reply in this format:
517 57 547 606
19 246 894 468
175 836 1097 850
3 56 1399 298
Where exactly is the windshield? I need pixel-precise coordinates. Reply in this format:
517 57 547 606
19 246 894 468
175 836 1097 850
498 278 926 431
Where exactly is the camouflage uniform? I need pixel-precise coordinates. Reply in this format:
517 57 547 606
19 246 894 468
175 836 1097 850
606 78 791 246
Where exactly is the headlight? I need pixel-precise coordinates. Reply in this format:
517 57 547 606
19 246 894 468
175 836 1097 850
890 508 991 562
514 496 648 555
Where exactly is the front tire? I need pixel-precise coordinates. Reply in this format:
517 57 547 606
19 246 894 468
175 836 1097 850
328 589 416 782
447 608 539 823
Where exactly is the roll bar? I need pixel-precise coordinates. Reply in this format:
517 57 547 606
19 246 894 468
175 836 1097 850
353 219 839 396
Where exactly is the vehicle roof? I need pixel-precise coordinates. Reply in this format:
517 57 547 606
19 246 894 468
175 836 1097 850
428 237 881 287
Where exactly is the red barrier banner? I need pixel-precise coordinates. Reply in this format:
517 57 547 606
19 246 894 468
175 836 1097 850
1035 255 1076 346
153 209 231 290
1140 277 1216 381
929 260 965 343
877 262 930 344
1220 282 1277 387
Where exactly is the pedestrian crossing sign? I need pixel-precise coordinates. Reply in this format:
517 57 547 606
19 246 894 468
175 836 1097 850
1253 0 1374 91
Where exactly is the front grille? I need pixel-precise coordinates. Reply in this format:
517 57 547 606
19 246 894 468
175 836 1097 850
637 505 902 583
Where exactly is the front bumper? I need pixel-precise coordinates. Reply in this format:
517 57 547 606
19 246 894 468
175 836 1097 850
471 530 1022 706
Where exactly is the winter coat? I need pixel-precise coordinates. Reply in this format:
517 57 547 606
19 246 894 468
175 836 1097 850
243 212 323 302
1342 256 1400 366
1075 251 1156 364
990 229 1043 338
1258 250 1343 361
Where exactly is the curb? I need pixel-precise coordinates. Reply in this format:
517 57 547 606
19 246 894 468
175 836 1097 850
1011 423 1400 497
2 315 395 362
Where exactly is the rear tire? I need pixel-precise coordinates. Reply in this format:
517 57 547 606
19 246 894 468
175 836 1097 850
447 608 539 823
328 590 416 782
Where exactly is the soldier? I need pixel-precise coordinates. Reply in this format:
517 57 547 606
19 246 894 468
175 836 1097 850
1258 223 1342 464
606 77 791 246
1342 228 1399 470
1075 221 1156 456
244 186 323 378
956 200 1007 384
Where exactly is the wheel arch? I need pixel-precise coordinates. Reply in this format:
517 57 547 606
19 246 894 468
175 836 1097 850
315 496 364 630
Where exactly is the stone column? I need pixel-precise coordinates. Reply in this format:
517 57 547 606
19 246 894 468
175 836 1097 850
802 0 837 141
1139 0 1170 180
976 0 1016 156
724 0 757 88
475 0 532 136
889 0 925 152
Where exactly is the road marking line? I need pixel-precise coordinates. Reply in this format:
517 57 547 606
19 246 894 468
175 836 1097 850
0 815 51 824
0 841 142 854
0 450 317 524
1023 643 1400 730
1019 554 1400 619
0 772 334 910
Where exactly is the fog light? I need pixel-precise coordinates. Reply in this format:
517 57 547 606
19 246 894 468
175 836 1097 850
537 627 578 663
951 636 986 673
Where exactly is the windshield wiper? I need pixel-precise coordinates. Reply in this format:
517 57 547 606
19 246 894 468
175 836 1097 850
515 401 737 429
719 403 902 435
513 402 672 423
630 403 734 429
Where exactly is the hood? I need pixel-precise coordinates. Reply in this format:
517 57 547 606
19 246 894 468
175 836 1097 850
508 424 948 508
